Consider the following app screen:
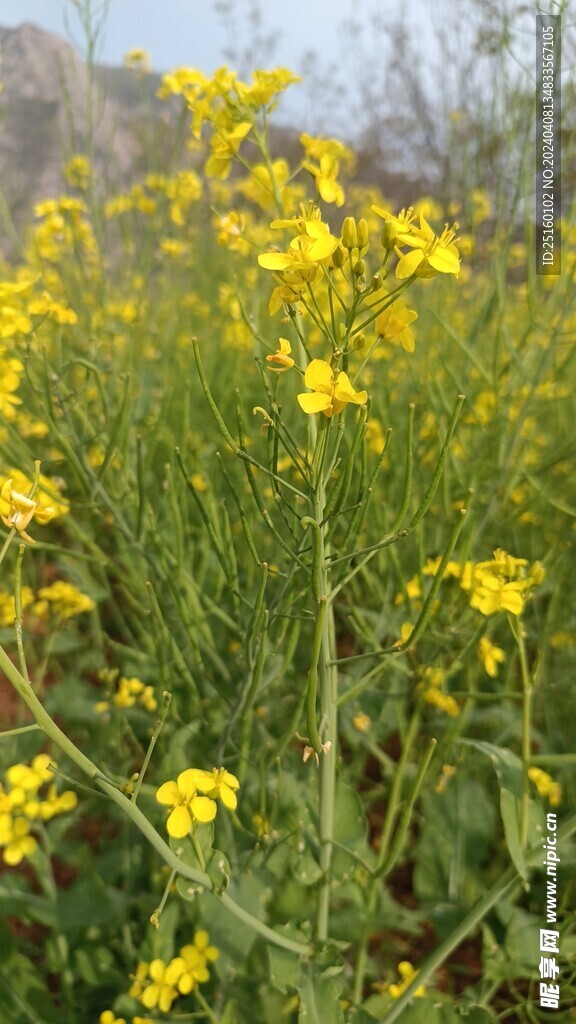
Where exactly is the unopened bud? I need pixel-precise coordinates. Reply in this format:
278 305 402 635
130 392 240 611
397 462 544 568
350 333 366 351
331 245 345 268
381 221 397 251
353 258 366 278
357 218 369 249
341 216 358 249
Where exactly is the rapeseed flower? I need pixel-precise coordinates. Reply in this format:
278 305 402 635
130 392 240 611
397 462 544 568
32 581 95 620
184 767 240 810
528 767 562 807
478 637 506 678
0 478 55 543
297 359 367 417
266 338 295 372
156 769 218 836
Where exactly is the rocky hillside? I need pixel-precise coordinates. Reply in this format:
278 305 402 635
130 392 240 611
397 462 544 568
0 22 166 255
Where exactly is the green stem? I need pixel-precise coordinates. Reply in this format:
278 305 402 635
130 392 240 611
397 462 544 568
353 704 423 1003
131 691 172 804
514 618 533 851
0 644 312 957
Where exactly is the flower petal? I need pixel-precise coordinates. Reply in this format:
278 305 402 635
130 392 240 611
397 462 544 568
297 392 333 414
155 780 179 806
396 250 425 279
167 805 192 838
190 796 217 822
304 359 333 393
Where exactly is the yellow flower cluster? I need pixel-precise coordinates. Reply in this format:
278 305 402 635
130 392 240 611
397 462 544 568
423 548 544 617
31 581 95 621
129 930 218 1012
374 960 426 999
0 580 92 627
0 754 77 865
528 767 562 807
373 205 461 279
63 154 91 191
300 133 355 207
100 1012 152 1024
158 65 298 181
95 670 157 715
418 666 460 718
31 197 99 265
156 767 239 837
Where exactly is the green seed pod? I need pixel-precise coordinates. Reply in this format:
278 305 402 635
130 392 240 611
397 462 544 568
341 216 358 250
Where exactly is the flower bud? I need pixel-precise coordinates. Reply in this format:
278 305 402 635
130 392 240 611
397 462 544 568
357 218 369 249
381 221 397 251
341 216 358 249
331 245 345 268
353 258 366 277
350 332 366 351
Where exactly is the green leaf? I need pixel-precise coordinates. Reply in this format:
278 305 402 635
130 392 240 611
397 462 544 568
206 848 231 893
499 788 525 880
56 875 126 929
269 942 302 993
461 740 546 881
298 964 344 1024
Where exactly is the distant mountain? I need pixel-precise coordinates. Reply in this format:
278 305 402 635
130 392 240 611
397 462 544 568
0 22 432 261
0 22 168 256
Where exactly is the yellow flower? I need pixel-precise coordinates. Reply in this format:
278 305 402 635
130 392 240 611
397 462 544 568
185 767 240 810
297 359 367 417
0 478 55 543
367 290 418 352
266 338 295 372
374 960 426 999
352 712 371 732
156 769 217 837
302 153 345 206
477 637 506 678
99 1011 127 1024
0 814 38 865
124 48 151 73
528 767 562 807
374 208 460 278
178 930 218 991
140 957 186 1012
390 961 426 998
32 581 95 621
63 154 91 190
470 575 525 617
258 224 339 272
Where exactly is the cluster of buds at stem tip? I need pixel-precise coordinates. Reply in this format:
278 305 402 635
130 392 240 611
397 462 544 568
303 740 332 765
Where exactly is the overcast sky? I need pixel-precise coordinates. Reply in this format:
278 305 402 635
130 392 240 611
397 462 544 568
0 0 436 73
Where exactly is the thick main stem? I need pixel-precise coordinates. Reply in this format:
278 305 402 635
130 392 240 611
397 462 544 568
311 423 338 944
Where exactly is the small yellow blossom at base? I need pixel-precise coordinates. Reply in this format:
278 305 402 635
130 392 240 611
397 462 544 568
478 637 506 678
352 712 371 733
528 767 562 807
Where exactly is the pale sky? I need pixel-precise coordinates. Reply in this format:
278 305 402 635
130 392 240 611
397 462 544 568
0 0 436 74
